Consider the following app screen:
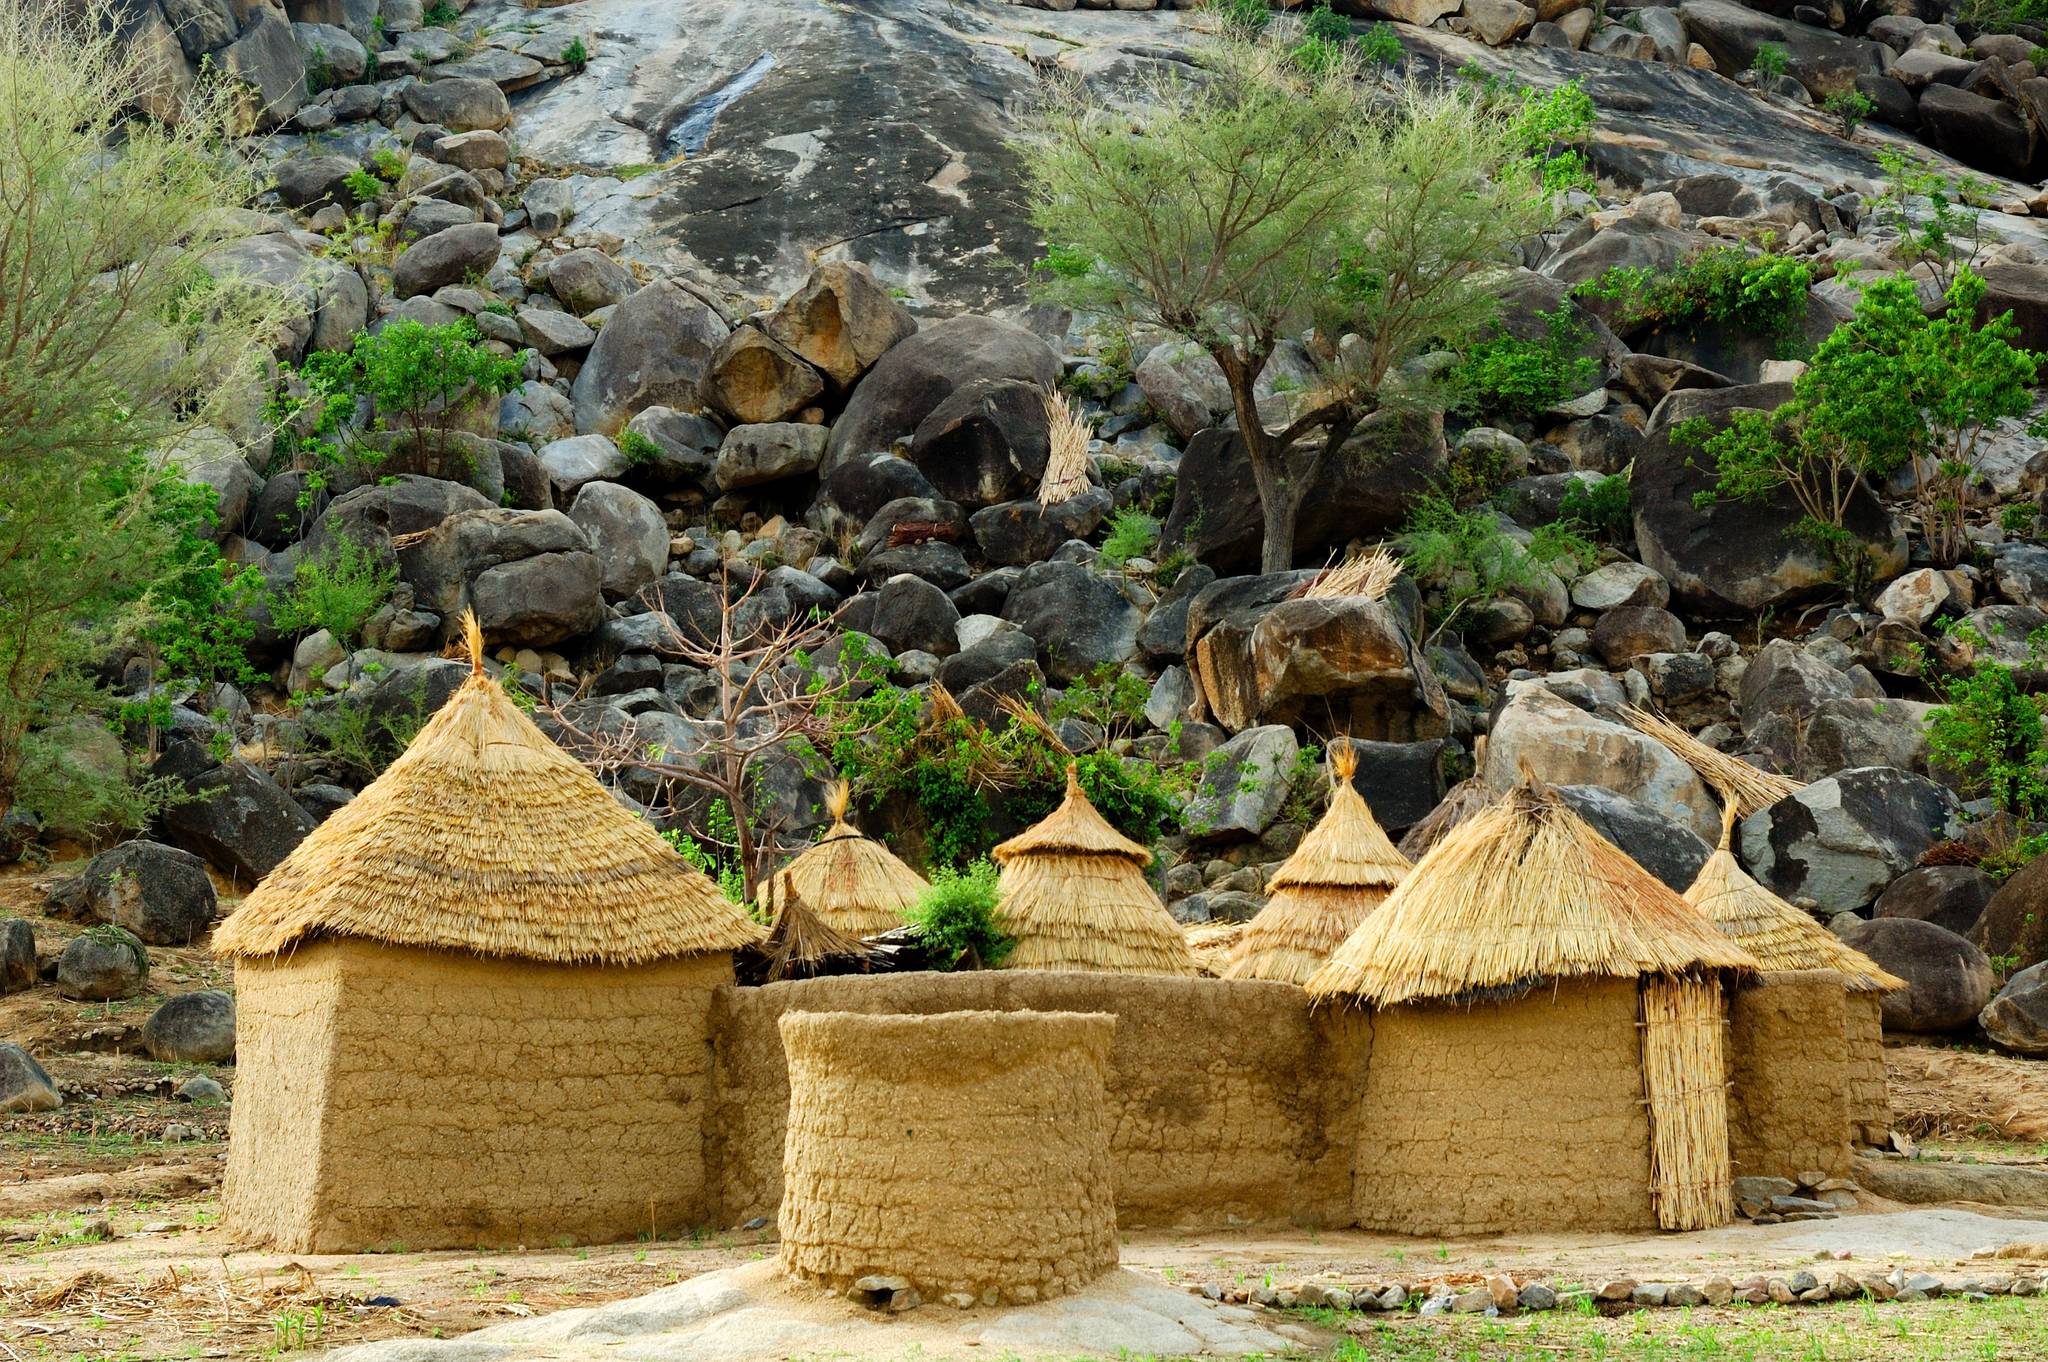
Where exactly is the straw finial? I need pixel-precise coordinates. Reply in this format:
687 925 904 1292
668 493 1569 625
1065 760 1083 798
1718 797 1740 852
1329 740 1359 783
460 610 485 675
826 780 852 825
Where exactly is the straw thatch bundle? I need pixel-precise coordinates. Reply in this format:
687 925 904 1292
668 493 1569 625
1621 706 1802 819
1641 975 1737 1230
755 872 872 983
758 783 928 937
1296 546 1401 601
1223 745 1409 986
1037 389 1093 507
992 763 1199 976
1306 776 1759 1006
1684 805 1905 993
214 616 763 965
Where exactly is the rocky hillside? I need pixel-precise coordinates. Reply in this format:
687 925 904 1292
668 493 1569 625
10 0 2048 1122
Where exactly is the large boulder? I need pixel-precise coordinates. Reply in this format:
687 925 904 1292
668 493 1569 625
868 573 961 658
57 927 149 1002
1740 768 1959 915
703 325 825 426
1917 84 2041 183
823 315 1059 472
970 491 1112 568
221 6 305 128
53 840 217 946
142 990 237 1064
1186 725 1300 842
391 222 501 299
1555 784 1714 892
761 261 917 389
0 1043 60 1114
1678 0 1887 98
1162 414 1446 573
1981 961 2048 1057
0 919 31 994
566 481 668 602
403 508 605 648
570 281 730 436
1633 386 1904 614
1485 683 1721 841
400 75 512 132
158 757 316 885
538 248 635 315
1334 737 1449 837
1835 917 1995 1033
907 378 1051 509
1970 853 2048 970
1875 865 1996 937
1739 638 1859 731
713 423 829 492
1000 561 1141 684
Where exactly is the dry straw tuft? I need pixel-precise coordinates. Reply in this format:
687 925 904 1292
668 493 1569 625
1684 804 1905 993
993 763 1199 976
1038 388 1094 507
759 872 872 982
1224 742 1410 986
1306 777 1759 1006
758 781 930 938
1641 975 1737 1231
1296 546 1401 602
213 613 763 965
1622 706 1802 819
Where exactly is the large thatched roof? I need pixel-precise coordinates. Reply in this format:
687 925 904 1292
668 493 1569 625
759 783 928 937
214 618 763 965
1307 777 1759 1006
992 764 1197 976
1224 744 1408 986
1684 807 1905 993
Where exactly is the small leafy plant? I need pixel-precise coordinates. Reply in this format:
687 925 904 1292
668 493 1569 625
1452 305 1599 422
298 318 526 462
1925 620 2048 820
561 36 590 71
1360 21 1403 67
905 861 1013 970
1099 508 1161 572
1749 43 1790 81
1822 86 1876 138
1577 246 1812 344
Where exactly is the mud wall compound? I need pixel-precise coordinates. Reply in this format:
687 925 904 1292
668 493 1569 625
1726 974 1854 1182
1842 991 1892 1147
226 940 730 1252
778 1010 1119 1304
710 973 1370 1230
1351 980 1659 1237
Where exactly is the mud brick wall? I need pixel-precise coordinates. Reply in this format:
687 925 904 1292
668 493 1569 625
1727 972 1854 1182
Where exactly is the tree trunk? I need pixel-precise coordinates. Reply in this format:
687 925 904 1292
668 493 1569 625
1255 469 1302 574
1213 345 1300 575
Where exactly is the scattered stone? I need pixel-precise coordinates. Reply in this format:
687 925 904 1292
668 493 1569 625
176 1074 228 1104
0 1042 60 1113
142 990 236 1064
56 927 148 1002
51 840 217 945
1 918 38 994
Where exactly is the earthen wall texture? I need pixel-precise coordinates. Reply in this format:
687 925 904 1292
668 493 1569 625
224 950 346 1247
778 1010 1118 1304
1352 980 1657 1237
1727 974 1853 1181
227 939 730 1252
711 972 1369 1230
1842 991 1892 1145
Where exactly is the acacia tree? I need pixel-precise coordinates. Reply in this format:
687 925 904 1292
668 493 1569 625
0 0 287 830
1019 24 1591 571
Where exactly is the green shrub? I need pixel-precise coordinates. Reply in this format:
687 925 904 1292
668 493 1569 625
1452 306 1598 422
1577 246 1812 343
423 0 459 26
617 429 662 467
1359 21 1402 66
370 147 407 183
274 533 398 658
298 318 525 461
1399 490 1586 635
341 168 384 204
1749 43 1790 80
561 36 589 71
1099 508 1161 571
1556 471 1633 544
1822 86 1875 138
904 861 1013 970
1865 148 1988 289
662 799 750 907
1926 620 2048 820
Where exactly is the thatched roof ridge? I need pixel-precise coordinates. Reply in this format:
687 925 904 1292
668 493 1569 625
1306 777 1759 1006
759 782 929 937
992 764 1150 866
214 617 763 965
1684 806 1905 993
1267 744 1407 892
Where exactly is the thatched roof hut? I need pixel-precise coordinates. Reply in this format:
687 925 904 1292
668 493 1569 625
1309 775 1760 1236
750 872 874 984
992 763 1198 976
215 617 762 964
216 617 762 1253
758 783 928 938
1223 744 1408 986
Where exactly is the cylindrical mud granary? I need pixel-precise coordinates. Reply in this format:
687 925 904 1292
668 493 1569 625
778 1009 1118 1306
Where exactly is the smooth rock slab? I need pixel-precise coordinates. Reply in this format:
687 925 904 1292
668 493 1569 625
320 1262 1314 1361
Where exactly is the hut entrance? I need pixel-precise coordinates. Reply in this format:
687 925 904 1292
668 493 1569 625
1640 976 1735 1231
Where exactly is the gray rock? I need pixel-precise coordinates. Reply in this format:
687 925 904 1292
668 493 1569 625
1487 684 1719 841
825 315 1058 473
969 491 1112 568
761 260 918 389
1186 725 1300 842
713 422 829 492
158 759 316 884
294 21 367 83
0 1043 60 1114
57 927 149 1002
1982 962 2048 1057
541 249 637 316
1001 561 1141 683
1740 767 1960 914
1591 605 1687 665
1571 561 1670 611
539 434 629 500
1875 866 1996 937
400 76 512 132
1740 638 1858 731
177 1074 228 1103
908 377 1052 509
567 482 669 602
0 919 31 994
143 990 236 1064
570 281 729 436
621 407 723 489
272 153 362 210
869 574 961 658
1171 889 1266 925
55 840 217 946
517 307 596 356
1972 852 2048 973
522 178 576 237
1554 784 1713 892
392 222 501 299
221 8 306 127
408 509 606 649
1835 917 1996 1033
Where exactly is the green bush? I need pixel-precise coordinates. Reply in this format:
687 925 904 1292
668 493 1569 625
1399 490 1588 635
1099 508 1161 571
1865 148 1989 289
1359 21 1402 66
1577 246 1812 343
1556 471 1633 544
274 533 398 659
1926 620 2048 820
561 36 589 71
342 168 384 204
1749 43 1790 80
1452 306 1599 422
1822 86 1875 138
617 429 662 467
298 318 525 462
904 861 1013 970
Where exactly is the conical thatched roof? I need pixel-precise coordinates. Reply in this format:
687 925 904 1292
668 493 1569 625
1684 806 1905 993
992 763 1198 976
1306 776 1759 1006
214 617 763 965
756 872 872 983
758 783 928 937
1224 744 1409 986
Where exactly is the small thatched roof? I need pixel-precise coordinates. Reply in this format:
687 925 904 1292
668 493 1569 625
1684 806 1905 994
755 872 872 983
758 783 928 937
1224 744 1409 986
1307 776 1759 1007
993 764 1198 976
214 616 763 965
